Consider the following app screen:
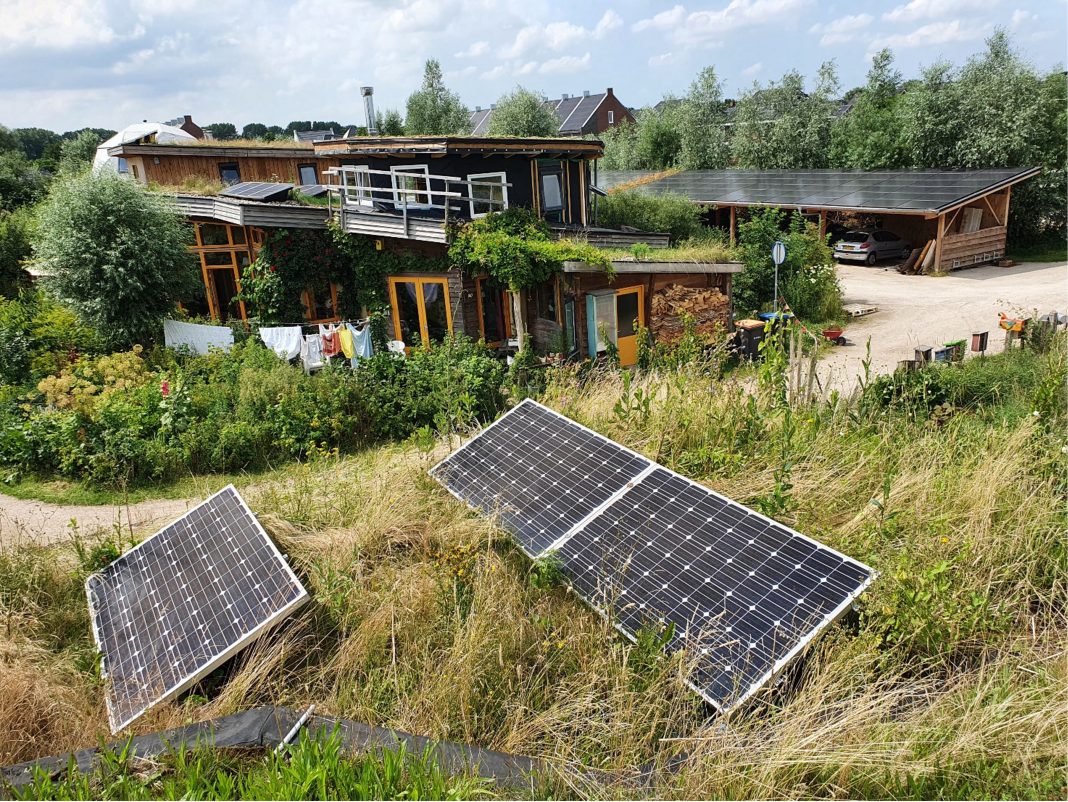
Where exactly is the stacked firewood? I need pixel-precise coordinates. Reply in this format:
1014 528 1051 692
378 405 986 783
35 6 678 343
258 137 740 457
650 283 730 344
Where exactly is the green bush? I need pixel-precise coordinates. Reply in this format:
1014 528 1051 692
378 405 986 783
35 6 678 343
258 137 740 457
0 336 506 487
733 207 836 317
0 290 101 388
595 191 702 242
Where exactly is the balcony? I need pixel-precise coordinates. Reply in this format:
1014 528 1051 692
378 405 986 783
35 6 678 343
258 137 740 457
323 166 508 244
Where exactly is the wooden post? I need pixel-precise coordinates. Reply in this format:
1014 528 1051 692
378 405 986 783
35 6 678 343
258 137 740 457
511 289 527 351
1003 186 1012 227
819 210 827 240
729 206 737 246
933 213 946 272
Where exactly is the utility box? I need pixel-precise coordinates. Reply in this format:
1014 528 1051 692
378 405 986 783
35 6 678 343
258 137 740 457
734 319 766 360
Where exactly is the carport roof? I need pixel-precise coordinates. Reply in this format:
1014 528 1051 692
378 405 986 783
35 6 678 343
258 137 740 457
610 167 1041 215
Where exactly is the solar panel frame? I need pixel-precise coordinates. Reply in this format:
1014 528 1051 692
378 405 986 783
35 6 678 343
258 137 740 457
219 182 294 202
429 400 875 712
86 485 309 732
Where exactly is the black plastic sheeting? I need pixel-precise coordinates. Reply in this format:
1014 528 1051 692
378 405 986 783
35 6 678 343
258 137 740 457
1 706 538 791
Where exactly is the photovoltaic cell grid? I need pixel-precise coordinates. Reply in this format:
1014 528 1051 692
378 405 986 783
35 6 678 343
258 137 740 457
430 399 650 557
430 401 874 711
219 182 294 202
86 486 309 732
614 167 1038 213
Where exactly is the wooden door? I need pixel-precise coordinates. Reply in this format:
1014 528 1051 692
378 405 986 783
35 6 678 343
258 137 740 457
614 286 644 367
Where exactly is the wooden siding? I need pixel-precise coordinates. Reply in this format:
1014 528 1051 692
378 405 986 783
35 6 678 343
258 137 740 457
134 153 345 186
939 226 1007 270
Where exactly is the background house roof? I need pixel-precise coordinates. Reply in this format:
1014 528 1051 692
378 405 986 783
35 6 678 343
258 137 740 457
470 90 617 135
599 168 1041 214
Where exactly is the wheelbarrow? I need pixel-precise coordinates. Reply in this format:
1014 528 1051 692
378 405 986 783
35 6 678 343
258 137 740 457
822 327 847 346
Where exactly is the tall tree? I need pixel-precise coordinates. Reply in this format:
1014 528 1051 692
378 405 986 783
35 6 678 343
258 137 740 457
58 130 100 176
829 49 908 169
405 59 470 135
487 87 560 137
731 62 839 169
11 127 60 161
677 67 729 170
34 173 198 348
241 122 269 139
376 109 405 136
206 122 238 140
0 151 48 211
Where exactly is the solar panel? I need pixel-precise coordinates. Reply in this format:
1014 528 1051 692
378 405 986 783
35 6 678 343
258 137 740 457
430 400 874 711
605 168 1038 213
219 182 294 202
86 486 309 732
430 399 650 557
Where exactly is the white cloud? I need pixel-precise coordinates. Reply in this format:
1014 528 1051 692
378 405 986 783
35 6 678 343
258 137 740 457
810 13 873 46
1010 8 1038 28
516 60 538 75
648 51 676 68
502 10 622 58
870 18 990 50
0 0 142 51
882 0 1000 24
455 41 489 58
742 61 763 76
633 4 686 32
538 52 591 74
635 0 813 45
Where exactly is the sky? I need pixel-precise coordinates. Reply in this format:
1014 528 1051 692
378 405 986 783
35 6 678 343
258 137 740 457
1 0 1065 133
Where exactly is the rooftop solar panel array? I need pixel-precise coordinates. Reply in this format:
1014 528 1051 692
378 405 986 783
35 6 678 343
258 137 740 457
430 400 874 711
604 168 1037 213
86 486 309 732
219 182 294 202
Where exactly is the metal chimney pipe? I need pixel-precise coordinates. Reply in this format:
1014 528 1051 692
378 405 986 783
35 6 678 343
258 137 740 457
361 86 378 135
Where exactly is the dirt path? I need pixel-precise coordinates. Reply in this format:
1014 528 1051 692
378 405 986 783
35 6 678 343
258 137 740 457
816 260 1067 394
0 494 200 548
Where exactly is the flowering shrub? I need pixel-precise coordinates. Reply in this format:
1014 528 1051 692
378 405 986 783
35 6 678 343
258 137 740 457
782 262 844 321
1 336 505 486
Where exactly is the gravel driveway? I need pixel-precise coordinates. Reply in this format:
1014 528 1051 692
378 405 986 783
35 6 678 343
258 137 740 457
815 260 1068 394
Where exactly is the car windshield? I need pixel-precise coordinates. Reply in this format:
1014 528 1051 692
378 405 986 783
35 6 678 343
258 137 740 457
843 233 870 243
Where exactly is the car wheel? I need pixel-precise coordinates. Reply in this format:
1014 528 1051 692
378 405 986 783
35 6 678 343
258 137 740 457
866 252 877 265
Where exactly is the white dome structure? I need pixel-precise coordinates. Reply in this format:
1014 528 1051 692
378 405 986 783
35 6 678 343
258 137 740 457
93 122 196 174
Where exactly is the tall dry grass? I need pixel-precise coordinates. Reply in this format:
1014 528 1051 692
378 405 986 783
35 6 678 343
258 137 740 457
0 342 1064 797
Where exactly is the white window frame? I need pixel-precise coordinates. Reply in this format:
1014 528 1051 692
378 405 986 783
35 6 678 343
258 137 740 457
608 110 615 124
345 165 374 207
466 171 508 218
391 164 431 208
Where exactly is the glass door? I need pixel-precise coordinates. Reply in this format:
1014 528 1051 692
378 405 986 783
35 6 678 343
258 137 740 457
389 277 452 349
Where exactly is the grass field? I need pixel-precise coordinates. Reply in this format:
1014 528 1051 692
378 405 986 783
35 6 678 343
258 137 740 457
1 336 1065 799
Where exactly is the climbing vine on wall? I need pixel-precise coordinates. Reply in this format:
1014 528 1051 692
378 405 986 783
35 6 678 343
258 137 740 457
241 223 448 323
448 208 611 291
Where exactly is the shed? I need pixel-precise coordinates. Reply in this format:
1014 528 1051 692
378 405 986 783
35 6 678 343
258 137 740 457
603 168 1041 272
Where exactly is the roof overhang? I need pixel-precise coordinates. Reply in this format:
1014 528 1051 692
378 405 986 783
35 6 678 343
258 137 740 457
564 260 744 274
108 144 314 159
171 194 329 229
313 135 604 159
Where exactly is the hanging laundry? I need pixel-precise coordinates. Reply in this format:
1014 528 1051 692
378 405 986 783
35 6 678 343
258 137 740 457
259 326 303 360
319 323 342 358
301 334 325 373
349 322 373 359
163 320 234 355
338 326 355 360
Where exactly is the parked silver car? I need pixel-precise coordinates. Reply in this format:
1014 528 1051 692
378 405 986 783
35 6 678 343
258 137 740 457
834 230 910 265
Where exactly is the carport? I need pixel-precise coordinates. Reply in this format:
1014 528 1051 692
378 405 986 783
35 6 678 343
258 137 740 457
608 168 1040 272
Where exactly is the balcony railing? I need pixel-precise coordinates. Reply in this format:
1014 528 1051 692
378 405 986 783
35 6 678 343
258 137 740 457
322 166 510 242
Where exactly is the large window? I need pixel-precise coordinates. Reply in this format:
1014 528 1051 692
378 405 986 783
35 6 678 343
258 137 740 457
344 166 373 206
391 165 430 207
302 280 339 323
298 164 318 185
388 276 452 348
189 222 252 322
536 278 559 323
538 160 565 222
218 163 241 185
467 172 508 217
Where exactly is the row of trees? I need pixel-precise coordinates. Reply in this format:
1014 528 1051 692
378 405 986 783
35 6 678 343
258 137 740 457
602 32 1065 241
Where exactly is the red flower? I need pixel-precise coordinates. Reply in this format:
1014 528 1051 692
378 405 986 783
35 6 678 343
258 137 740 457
270 265 277 272
161 380 170 397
